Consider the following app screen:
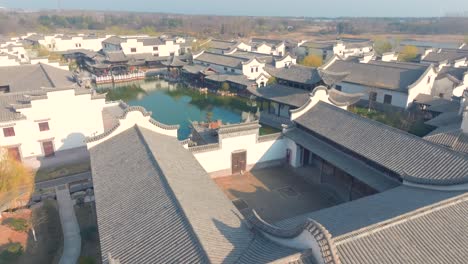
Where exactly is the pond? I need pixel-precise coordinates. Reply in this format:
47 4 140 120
95 79 258 139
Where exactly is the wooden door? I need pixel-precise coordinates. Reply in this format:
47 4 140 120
302 148 311 166
7 147 21 161
42 141 55 157
232 151 247 174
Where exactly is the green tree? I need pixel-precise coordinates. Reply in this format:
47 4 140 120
374 38 393 55
267 76 277 85
0 149 34 209
300 54 323 67
221 82 230 91
398 45 419 62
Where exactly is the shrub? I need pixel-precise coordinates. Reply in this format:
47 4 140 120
4 218 29 232
78 256 96 264
0 242 23 263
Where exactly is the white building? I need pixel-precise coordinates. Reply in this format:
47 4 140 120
250 38 286 57
0 64 113 167
102 36 181 57
322 56 438 109
191 50 296 87
333 39 374 59
23 33 109 52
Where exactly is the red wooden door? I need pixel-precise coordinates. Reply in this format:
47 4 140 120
232 151 247 174
7 147 21 161
42 141 55 157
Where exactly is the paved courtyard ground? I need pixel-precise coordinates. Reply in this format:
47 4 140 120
214 166 340 222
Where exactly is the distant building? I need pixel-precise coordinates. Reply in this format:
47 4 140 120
322 57 438 109
102 35 181 57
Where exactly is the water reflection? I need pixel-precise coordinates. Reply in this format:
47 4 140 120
95 79 257 139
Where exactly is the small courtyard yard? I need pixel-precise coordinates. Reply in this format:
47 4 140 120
0 200 63 264
214 166 340 222
34 161 91 182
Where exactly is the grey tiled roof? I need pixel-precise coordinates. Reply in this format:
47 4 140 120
0 88 94 122
424 126 468 154
137 37 163 46
334 192 468 264
425 111 462 127
102 36 126 45
104 51 128 63
267 65 322 85
284 127 400 192
326 60 428 92
0 64 76 93
276 186 463 238
248 84 310 107
90 126 209 263
90 125 301 263
194 52 245 68
209 39 237 50
422 49 468 63
294 101 468 185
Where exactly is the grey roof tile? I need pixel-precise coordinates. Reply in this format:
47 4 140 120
294 102 468 185
335 192 468 264
327 60 428 92
267 65 322 85
248 84 310 107
0 64 76 93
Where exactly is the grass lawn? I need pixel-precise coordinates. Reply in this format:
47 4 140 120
75 202 101 264
34 161 91 182
259 125 281 136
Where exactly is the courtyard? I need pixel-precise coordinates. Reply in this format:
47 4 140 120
214 166 340 222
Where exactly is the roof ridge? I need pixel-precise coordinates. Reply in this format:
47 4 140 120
38 63 56 87
334 192 468 245
316 101 468 159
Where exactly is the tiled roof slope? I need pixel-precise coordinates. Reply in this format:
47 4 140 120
92 126 307 263
294 102 468 185
275 186 462 237
424 127 468 154
326 60 428 92
0 64 76 92
267 65 322 85
194 52 245 68
90 126 208 263
335 192 468 264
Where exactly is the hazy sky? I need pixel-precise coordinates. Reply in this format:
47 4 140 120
1 0 468 17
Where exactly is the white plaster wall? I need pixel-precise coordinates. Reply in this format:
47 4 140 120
193 134 287 174
236 42 252 52
255 44 273 55
339 82 409 108
87 110 178 149
242 59 266 80
0 90 107 159
286 137 301 168
0 56 20 66
120 39 180 56
275 55 297 68
382 53 398 62
194 60 242 74
54 37 106 52
407 67 437 107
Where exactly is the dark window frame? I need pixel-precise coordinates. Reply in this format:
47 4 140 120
383 94 392 104
38 122 50 132
3 127 15 137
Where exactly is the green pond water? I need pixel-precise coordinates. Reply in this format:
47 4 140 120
95 79 258 139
